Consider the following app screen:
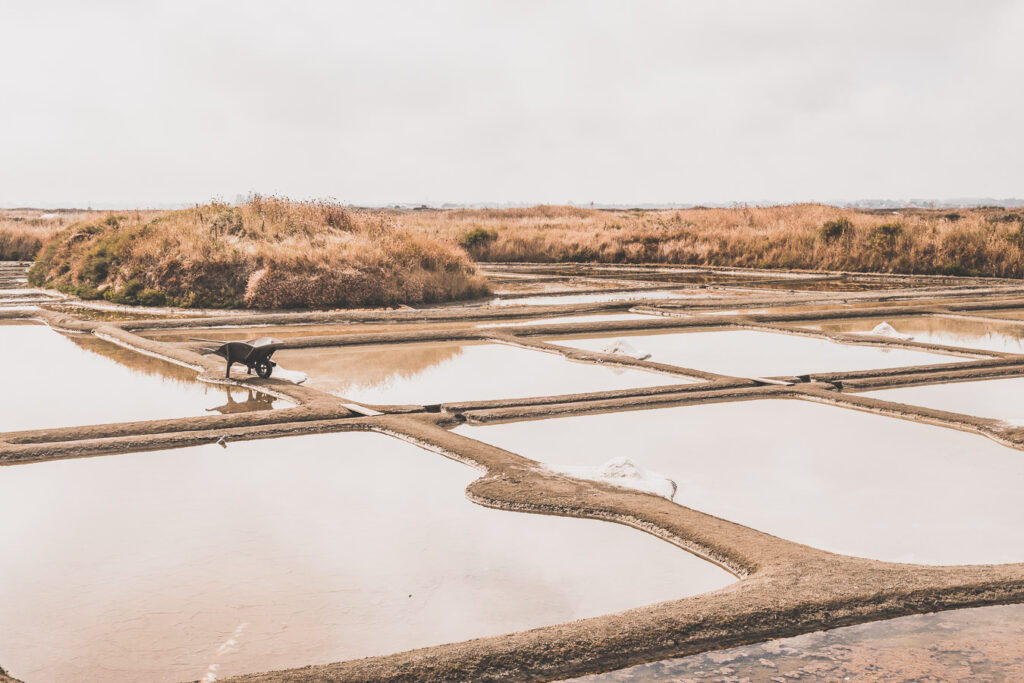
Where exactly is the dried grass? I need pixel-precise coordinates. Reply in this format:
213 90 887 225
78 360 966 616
24 201 1024 310
395 204 1024 278
29 198 489 309
0 210 89 261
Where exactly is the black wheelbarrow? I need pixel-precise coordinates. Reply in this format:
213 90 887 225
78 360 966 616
192 337 282 379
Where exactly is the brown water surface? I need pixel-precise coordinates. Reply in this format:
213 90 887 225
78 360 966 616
967 308 1024 321
275 340 681 405
732 280 898 292
492 289 727 307
545 328 958 377
0 321 279 432
142 313 656 343
800 314 1024 353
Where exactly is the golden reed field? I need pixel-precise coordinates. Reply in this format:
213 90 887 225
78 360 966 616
399 203 1024 277
5 200 1024 308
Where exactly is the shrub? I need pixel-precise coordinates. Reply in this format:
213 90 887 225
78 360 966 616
458 227 498 250
869 222 903 252
938 261 979 277
819 217 853 242
0 229 49 260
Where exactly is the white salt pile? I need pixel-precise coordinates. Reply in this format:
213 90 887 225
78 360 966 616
547 456 677 500
599 339 652 360
869 321 914 341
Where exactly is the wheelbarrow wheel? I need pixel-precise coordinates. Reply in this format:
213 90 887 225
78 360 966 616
254 359 274 379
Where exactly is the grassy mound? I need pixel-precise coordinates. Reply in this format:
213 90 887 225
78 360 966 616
28 198 490 309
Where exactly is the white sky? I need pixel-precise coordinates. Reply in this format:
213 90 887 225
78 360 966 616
1 0 1021 207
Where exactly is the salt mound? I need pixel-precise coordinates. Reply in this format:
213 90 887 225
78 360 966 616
870 321 914 341
600 339 652 360
547 456 677 500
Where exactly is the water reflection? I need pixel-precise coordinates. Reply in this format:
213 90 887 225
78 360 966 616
546 329 957 377
741 280 897 292
143 313 657 343
0 321 278 432
491 278 644 295
205 389 276 415
493 289 719 307
567 603 1024 682
478 312 655 327
143 320 489 343
484 267 782 286
275 340 677 405
803 315 1024 353
457 400 1024 564
0 432 733 682
866 377 1024 424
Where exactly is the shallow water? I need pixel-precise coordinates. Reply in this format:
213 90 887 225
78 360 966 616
142 313 657 343
0 321 279 432
565 603 1024 682
800 314 1024 353
865 377 1024 424
492 289 722 307
477 312 656 327
145 319 501 342
696 301 925 316
275 340 681 406
695 296 1008 317
967 307 1024 321
456 400 1024 564
480 265 811 286
545 328 958 377
734 280 898 292
490 277 649 295
42 303 188 322
0 432 733 682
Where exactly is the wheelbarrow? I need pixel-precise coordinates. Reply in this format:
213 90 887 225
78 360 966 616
192 337 282 379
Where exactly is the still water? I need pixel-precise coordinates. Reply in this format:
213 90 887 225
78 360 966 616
457 400 1024 564
0 432 732 682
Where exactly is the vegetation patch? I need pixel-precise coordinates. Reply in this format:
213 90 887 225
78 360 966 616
0 211 84 261
393 204 1024 278
28 198 490 309
818 217 852 242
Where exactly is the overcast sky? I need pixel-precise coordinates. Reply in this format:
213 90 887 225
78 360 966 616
2 1 1021 207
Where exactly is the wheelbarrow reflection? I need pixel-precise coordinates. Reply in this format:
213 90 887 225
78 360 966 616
205 388 276 414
